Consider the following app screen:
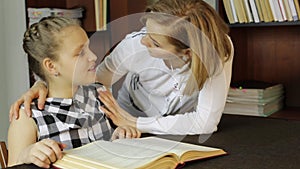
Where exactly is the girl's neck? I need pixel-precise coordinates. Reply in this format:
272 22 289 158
47 82 78 99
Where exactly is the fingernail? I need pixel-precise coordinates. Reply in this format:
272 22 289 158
98 86 106 92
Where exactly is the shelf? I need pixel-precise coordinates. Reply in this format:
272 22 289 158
229 21 300 28
270 107 300 120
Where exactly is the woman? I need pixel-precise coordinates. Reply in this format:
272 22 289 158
8 17 140 168
10 0 233 135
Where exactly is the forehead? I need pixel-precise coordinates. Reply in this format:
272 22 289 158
54 26 88 55
146 19 170 36
57 25 88 43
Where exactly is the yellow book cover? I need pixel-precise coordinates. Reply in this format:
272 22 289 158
294 0 300 19
283 0 294 21
233 0 248 23
223 0 236 23
255 0 265 22
260 0 272 22
53 137 226 169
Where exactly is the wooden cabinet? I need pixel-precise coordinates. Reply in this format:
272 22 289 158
218 1 300 111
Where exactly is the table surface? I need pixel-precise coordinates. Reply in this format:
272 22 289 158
7 114 300 169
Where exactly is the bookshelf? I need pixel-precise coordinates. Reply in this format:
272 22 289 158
25 0 148 85
218 1 300 114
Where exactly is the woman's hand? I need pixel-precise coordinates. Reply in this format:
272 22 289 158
19 139 66 168
98 89 137 128
111 126 141 140
9 80 48 121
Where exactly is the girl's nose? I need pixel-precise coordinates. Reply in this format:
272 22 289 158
141 35 152 48
88 50 97 61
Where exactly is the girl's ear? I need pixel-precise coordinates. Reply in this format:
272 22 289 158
42 58 57 76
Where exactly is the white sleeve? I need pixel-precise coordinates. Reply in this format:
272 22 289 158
137 41 234 135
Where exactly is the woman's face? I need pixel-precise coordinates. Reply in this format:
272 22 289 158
55 26 97 86
141 19 184 60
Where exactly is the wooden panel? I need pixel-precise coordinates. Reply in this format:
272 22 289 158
26 0 67 8
109 0 147 44
65 0 96 32
230 26 300 107
229 27 249 82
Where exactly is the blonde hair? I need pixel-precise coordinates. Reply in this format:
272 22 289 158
145 0 232 95
23 16 80 82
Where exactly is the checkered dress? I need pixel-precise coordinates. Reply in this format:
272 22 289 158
28 83 113 149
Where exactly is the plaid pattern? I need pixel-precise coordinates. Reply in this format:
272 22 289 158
28 83 113 149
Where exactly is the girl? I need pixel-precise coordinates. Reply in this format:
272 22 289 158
8 17 140 168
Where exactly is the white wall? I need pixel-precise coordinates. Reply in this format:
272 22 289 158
0 0 29 142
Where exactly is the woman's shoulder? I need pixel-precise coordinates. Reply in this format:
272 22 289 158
119 27 146 48
124 27 147 39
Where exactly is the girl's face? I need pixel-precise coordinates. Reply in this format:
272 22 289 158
55 26 97 86
141 19 185 60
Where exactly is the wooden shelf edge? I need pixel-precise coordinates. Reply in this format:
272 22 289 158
228 21 300 28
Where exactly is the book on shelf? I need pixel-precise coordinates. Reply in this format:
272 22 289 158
27 7 84 26
223 0 237 24
249 0 260 23
278 0 288 21
242 0 254 22
203 0 217 10
283 0 294 21
233 0 248 23
53 137 226 169
288 0 299 20
223 0 300 24
223 80 285 117
294 0 300 19
255 0 265 22
94 0 107 31
260 0 274 22
230 0 239 23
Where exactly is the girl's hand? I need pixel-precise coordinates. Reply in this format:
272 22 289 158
19 139 66 168
9 80 48 121
98 89 137 128
111 126 141 140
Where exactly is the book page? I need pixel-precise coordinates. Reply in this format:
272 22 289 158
56 139 176 169
114 137 224 161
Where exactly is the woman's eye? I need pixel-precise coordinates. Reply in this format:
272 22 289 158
153 42 160 47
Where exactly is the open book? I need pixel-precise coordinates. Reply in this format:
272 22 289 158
53 137 226 169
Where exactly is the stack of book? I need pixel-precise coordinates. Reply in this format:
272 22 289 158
223 0 300 24
27 7 84 26
223 80 285 117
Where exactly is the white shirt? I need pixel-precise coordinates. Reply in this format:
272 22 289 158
97 28 234 135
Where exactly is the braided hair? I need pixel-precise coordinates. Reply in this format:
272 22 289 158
23 16 80 82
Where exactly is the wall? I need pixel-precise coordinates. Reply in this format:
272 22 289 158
0 0 29 142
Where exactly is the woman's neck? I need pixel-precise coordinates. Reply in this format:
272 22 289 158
163 58 187 70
